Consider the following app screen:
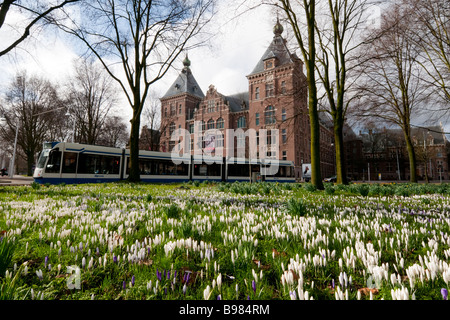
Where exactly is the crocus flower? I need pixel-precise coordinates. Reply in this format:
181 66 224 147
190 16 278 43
157 269 162 281
252 280 256 293
44 256 48 268
131 275 135 287
122 281 126 290
441 288 448 300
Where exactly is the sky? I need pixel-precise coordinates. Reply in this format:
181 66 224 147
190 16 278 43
0 1 277 127
1 1 448 135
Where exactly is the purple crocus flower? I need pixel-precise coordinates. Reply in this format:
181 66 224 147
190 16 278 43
441 288 448 300
122 281 126 290
131 275 135 287
156 269 161 281
217 294 221 300
332 279 335 289
167 271 171 280
44 256 49 268
113 255 118 263
252 280 256 293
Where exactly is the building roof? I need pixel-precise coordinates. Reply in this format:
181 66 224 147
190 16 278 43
225 92 249 112
248 22 298 77
161 61 205 100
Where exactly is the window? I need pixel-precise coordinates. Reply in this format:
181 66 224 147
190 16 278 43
208 100 215 113
255 87 260 100
216 134 224 147
237 132 246 148
265 106 276 124
189 123 194 134
216 118 224 129
201 121 206 131
282 129 287 143
62 152 77 173
255 113 260 126
207 119 215 130
282 109 286 121
282 150 287 160
179 104 182 114
281 81 286 94
266 83 274 97
169 122 176 135
170 104 176 116
78 154 120 174
169 141 175 152
164 108 167 117
237 116 246 128
45 149 62 173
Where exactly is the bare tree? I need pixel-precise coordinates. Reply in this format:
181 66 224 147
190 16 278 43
0 0 80 56
314 0 370 185
277 0 324 189
355 4 426 183
0 71 62 175
53 0 216 182
65 57 118 145
405 0 450 106
97 115 129 148
140 96 161 151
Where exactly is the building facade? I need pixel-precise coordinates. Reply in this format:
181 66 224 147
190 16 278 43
159 20 335 180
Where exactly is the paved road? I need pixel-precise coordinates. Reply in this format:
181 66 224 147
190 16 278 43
0 175 34 186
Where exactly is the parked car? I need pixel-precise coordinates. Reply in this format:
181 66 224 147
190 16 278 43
324 175 352 183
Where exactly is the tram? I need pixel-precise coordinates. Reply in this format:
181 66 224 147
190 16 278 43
33 142 296 184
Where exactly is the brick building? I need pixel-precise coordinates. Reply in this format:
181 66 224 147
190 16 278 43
159 19 335 180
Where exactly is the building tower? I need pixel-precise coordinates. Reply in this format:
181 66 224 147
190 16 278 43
246 19 311 179
159 55 205 152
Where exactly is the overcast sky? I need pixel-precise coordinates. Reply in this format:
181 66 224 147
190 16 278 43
0 1 277 125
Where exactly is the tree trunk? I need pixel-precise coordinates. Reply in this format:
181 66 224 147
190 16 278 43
128 107 141 182
333 117 347 185
308 91 323 189
404 132 417 183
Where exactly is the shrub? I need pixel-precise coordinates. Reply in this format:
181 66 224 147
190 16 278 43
30 182 41 190
303 183 317 192
286 198 308 217
357 184 370 197
324 184 335 195
165 204 181 219
0 238 15 278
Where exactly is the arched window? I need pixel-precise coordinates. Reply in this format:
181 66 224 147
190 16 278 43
207 119 215 130
216 118 224 129
265 106 276 124
237 116 246 128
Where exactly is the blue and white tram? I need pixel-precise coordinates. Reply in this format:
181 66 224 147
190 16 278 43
33 142 296 184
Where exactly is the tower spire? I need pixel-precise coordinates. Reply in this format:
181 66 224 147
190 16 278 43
273 16 284 36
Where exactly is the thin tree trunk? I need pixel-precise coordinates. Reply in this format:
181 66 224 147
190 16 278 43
404 131 417 183
333 116 347 184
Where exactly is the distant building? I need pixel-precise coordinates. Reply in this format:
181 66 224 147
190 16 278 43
158 19 335 180
358 124 449 181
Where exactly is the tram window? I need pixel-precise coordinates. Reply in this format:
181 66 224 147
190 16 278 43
227 163 249 177
62 152 77 173
78 154 120 174
208 163 221 176
45 149 62 173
